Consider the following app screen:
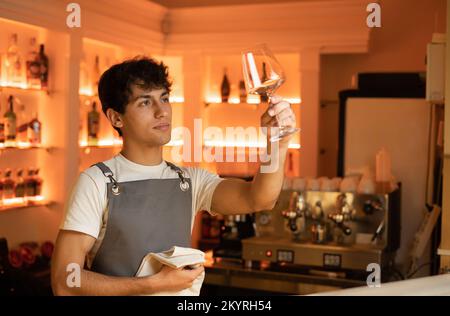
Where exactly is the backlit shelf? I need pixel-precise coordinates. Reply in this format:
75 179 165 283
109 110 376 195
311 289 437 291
0 143 54 152
0 196 52 212
0 82 47 93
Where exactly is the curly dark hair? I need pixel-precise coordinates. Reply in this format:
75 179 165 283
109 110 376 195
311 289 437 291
98 56 172 136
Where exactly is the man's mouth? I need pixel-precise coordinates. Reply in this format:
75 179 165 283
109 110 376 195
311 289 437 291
153 123 170 132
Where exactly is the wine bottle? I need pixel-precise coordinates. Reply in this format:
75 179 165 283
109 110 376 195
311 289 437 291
87 101 100 146
38 44 49 91
24 169 35 198
220 68 230 103
14 169 25 198
4 96 17 147
34 168 43 196
26 37 40 89
6 33 22 84
239 80 247 103
260 62 269 103
17 103 28 143
2 169 15 200
28 112 41 147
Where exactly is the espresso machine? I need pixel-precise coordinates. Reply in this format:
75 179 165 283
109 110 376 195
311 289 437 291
242 186 401 274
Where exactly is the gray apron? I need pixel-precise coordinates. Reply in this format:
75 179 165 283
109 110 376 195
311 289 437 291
90 161 192 277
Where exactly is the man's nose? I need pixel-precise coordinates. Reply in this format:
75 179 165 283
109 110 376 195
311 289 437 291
154 102 169 118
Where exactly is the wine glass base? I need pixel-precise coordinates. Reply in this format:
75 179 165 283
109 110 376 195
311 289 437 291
269 127 300 142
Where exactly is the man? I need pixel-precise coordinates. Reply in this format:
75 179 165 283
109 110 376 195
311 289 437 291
51 57 296 295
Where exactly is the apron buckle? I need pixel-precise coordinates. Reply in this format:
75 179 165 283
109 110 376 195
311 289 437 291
111 184 121 196
180 181 190 192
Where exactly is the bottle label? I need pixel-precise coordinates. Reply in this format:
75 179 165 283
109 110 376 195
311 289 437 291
28 121 41 145
5 118 16 139
88 117 99 136
27 60 41 79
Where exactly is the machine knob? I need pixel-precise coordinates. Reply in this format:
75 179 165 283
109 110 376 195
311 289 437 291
341 224 352 236
363 199 384 215
289 220 298 232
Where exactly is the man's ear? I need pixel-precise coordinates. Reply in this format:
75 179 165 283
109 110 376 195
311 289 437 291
106 108 123 130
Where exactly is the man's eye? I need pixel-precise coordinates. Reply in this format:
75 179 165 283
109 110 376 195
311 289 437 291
161 97 169 103
141 100 151 106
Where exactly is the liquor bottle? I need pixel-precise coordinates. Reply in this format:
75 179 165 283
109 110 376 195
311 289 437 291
26 37 41 89
4 95 17 147
220 68 230 103
14 169 25 198
260 62 269 103
2 169 15 200
24 169 35 198
87 101 100 146
38 44 49 91
17 102 28 143
92 55 101 95
34 168 43 196
28 112 41 147
239 80 247 103
5 33 23 84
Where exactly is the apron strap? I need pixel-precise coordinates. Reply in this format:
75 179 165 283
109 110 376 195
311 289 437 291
91 161 190 193
91 162 121 195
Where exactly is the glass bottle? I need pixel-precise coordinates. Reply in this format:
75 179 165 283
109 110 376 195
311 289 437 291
5 33 23 84
220 68 230 103
17 102 28 144
4 95 17 147
14 169 25 198
34 168 43 197
26 37 40 89
38 44 49 91
239 80 247 103
87 101 100 146
24 169 35 198
28 112 41 147
2 169 15 200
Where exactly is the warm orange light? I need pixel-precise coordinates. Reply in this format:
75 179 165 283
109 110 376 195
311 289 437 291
1 196 46 210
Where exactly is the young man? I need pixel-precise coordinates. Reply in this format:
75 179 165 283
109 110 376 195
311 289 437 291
51 57 296 295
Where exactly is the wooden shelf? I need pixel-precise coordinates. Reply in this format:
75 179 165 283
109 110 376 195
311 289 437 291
0 198 53 212
0 144 55 153
0 84 47 93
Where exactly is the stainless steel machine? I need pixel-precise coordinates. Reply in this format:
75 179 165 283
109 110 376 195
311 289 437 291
242 186 401 273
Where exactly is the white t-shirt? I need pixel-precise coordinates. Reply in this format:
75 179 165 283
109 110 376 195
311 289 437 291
60 154 223 267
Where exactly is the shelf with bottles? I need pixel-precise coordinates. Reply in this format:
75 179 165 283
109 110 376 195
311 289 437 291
0 24 50 93
0 93 43 152
0 167 49 212
205 53 300 107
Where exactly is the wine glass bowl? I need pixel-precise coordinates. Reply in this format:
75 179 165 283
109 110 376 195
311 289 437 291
241 44 299 142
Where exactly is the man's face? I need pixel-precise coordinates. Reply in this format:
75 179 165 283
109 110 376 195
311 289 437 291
121 84 172 146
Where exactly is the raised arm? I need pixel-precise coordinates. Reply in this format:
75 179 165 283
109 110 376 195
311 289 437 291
211 96 296 215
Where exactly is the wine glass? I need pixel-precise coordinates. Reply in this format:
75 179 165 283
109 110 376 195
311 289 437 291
241 43 299 142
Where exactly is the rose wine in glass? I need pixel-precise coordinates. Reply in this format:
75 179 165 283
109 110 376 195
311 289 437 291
242 43 299 142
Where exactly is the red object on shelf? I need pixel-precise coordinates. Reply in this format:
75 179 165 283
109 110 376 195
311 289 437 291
40 241 54 259
8 249 23 268
19 244 37 266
